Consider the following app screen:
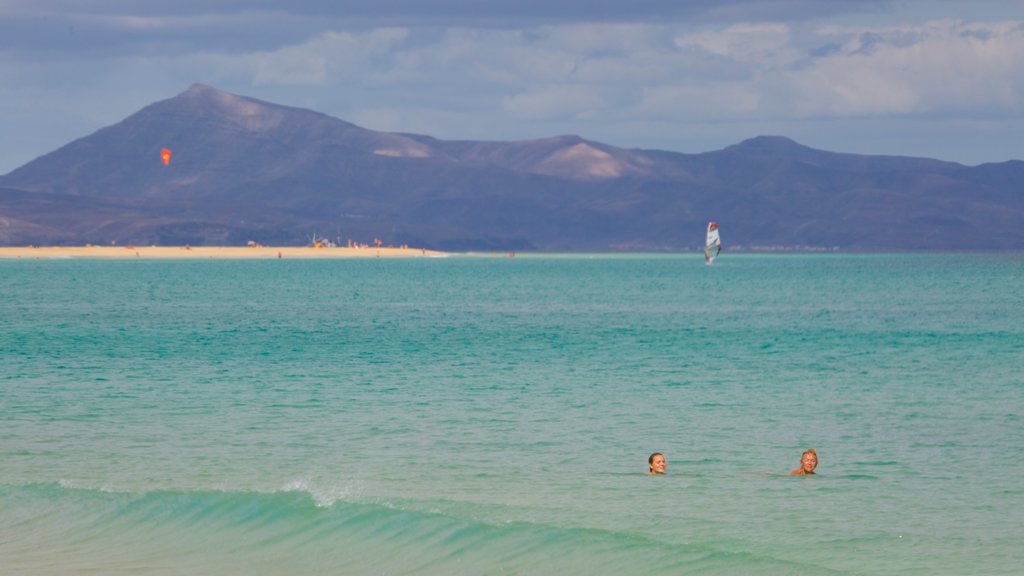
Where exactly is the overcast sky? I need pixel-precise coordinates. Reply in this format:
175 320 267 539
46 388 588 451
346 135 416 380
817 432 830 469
2 0 1023 173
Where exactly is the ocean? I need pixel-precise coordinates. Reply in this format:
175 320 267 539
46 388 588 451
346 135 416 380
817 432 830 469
2 253 1022 575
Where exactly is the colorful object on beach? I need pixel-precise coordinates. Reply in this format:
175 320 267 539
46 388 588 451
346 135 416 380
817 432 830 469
705 221 721 265
160 148 171 166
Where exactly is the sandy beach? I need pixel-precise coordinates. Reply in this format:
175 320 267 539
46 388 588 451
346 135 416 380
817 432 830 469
0 245 448 259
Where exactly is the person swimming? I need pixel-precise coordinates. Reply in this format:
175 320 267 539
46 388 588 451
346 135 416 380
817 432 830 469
790 448 818 475
648 452 666 475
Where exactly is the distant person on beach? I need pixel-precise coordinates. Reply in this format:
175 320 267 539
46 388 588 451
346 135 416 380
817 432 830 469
790 449 818 475
648 452 666 475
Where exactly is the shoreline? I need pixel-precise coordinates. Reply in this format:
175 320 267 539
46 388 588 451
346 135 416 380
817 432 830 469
0 245 449 259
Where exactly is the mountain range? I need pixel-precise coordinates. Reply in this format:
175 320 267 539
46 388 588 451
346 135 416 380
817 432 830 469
1 83 1021 251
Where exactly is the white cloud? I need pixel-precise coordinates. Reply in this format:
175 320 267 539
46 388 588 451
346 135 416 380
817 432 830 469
249 29 410 86
639 83 762 119
2 12 1024 173
784 19 1024 116
130 18 1024 124
501 84 610 120
675 23 796 64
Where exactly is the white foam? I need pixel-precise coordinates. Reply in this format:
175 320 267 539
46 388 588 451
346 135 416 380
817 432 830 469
279 478 362 507
56 478 129 493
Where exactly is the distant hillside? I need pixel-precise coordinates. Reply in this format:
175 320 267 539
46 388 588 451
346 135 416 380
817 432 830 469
1 84 1022 250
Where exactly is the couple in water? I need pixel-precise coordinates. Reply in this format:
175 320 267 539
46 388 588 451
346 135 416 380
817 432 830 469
646 448 818 475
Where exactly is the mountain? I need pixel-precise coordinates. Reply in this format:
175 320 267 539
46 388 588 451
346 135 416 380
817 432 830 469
1 83 1022 250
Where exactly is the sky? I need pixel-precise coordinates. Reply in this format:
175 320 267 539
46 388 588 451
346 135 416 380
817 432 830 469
2 0 1023 174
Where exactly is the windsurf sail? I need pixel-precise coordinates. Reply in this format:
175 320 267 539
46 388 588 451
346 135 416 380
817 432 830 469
705 221 721 265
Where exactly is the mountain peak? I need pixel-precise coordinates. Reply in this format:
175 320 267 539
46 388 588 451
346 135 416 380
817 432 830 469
182 83 219 96
177 83 251 107
167 83 290 132
727 135 812 155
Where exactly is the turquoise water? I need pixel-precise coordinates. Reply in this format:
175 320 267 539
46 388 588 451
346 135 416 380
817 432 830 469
2 254 1022 575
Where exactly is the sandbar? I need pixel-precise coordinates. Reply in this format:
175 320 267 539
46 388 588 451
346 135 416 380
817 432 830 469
0 245 448 259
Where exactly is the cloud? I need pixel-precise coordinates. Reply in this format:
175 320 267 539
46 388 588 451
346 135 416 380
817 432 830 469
222 15 1024 160
501 85 611 120
250 29 410 86
786 20 1024 116
0 0 898 34
675 23 796 63
2 2 1024 173
615 18 1024 120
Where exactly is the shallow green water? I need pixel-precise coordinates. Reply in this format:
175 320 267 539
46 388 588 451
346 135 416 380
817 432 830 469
2 254 1022 574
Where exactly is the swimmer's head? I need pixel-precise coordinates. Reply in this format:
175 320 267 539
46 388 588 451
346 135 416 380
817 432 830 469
648 452 666 474
800 449 818 473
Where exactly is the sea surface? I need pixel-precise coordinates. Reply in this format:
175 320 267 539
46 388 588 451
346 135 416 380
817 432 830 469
1 253 1022 575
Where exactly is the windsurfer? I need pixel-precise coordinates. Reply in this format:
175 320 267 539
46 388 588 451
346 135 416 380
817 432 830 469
705 221 721 264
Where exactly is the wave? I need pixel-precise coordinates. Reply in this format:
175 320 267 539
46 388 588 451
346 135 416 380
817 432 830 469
0 482 852 575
